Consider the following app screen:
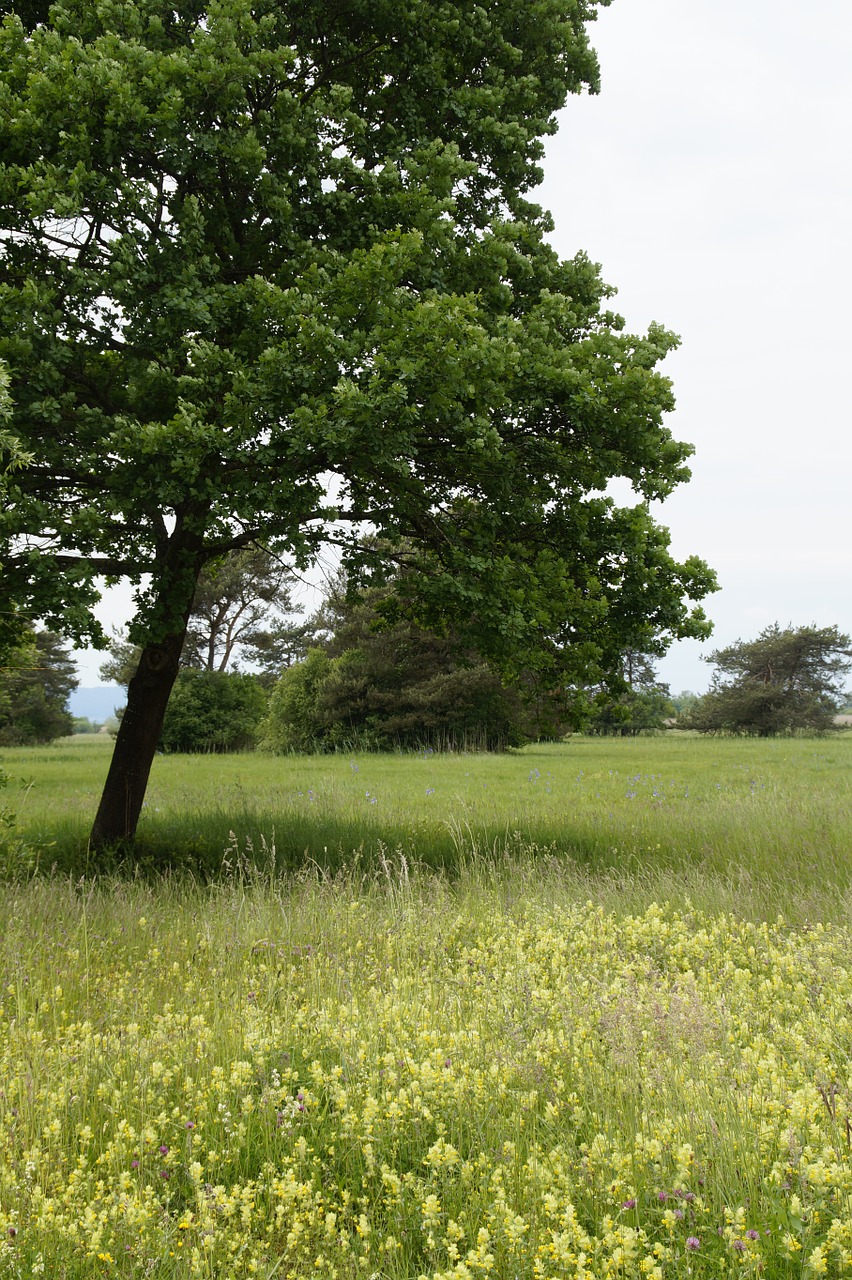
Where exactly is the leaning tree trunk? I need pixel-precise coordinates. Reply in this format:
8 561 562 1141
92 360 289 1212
89 559 201 852
88 535 205 855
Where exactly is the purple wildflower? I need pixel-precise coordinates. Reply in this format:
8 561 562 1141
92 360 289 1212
745 1230 759 1241
622 1199 637 1210
686 1237 700 1252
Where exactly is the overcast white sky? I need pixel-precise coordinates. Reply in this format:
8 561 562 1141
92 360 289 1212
537 0 852 691
75 0 852 693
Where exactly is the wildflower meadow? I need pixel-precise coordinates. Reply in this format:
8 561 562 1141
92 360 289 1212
2 734 852 1278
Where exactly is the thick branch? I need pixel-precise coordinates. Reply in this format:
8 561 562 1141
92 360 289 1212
24 553 149 576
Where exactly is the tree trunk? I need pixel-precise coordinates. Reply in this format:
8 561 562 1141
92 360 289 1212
88 628 188 851
89 547 203 852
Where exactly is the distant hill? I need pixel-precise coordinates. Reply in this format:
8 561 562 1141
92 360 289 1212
70 686 126 723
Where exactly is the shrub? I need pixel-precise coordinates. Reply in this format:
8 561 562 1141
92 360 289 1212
260 644 528 753
259 649 334 753
159 670 267 753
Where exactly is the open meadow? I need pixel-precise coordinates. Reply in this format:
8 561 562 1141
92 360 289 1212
4 734 852 920
2 734 852 1278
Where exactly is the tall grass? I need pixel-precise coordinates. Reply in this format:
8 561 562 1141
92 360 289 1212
2 734 851 921
3 860 852 1277
3 737 852 1276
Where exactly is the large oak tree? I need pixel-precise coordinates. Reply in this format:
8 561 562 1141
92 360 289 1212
0 0 715 851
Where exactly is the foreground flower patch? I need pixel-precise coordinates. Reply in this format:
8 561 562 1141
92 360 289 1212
2 881 852 1278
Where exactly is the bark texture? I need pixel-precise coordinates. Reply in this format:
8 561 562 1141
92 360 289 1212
89 629 189 850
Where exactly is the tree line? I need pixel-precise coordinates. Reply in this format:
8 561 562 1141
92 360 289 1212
5 542 848 750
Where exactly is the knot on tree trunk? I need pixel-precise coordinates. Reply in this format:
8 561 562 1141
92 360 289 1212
144 645 174 675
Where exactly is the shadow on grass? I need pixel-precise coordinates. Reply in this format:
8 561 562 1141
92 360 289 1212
14 808 460 880
9 802 678 881
9 805 852 927
9 785 852 930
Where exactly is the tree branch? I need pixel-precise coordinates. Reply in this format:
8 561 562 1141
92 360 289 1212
4 552 149 577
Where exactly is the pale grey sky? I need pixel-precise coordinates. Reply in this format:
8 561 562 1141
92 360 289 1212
538 0 852 691
75 0 852 692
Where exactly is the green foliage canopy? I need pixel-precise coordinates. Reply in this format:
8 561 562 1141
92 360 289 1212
0 0 716 844
0 0 713 659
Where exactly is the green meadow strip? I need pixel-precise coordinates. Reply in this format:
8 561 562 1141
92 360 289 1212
2 736 852 1276
2 736 851 921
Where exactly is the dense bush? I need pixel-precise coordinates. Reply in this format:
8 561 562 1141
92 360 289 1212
261 644 528 753
259 581 552 752
259 649 334 753
159 670 267 753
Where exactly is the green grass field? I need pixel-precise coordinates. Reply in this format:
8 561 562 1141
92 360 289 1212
2 734 852 1278
3 733 852 919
